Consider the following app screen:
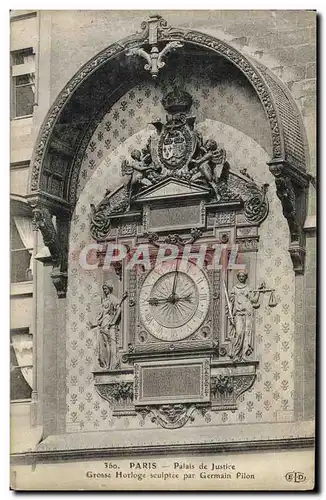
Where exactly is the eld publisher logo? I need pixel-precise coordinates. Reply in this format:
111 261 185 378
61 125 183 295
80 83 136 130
285 471 306 483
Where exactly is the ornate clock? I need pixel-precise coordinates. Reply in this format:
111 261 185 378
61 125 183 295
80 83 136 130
139 259 210 342
91 89 273 429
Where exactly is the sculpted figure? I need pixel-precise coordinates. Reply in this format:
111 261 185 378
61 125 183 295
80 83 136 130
33 207 61 266
227 271 260 361
122 148 161 209
88 281 128 370
189 139 227 200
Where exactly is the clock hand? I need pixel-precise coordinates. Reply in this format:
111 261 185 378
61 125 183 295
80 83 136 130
148 297 170 305
170 259 181 302
174 293 192 302
149 293 189 306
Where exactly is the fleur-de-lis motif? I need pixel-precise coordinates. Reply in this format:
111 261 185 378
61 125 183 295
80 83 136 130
263 400 272 411
264 381 272 392
100 409 108 420
70 393 77 404
255 391 263 401
71 358 78 368
70 412 78 423
281 399 289 410
247 401 254 412
85 392 93 403
281 379 289 391
89 141 96 152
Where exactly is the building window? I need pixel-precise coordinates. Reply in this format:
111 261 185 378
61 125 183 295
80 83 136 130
11 48 35 118
10 329 33 402
11 216 34 283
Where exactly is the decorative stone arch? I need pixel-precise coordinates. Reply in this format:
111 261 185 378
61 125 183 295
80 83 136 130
27 15 311 297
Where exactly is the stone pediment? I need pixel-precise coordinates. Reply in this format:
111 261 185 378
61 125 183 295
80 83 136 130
135 178 210 203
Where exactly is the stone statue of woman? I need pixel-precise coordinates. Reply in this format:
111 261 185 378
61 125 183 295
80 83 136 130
227 270 260 361
88 281 128 370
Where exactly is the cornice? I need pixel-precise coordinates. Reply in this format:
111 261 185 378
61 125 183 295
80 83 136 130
11 436 314 466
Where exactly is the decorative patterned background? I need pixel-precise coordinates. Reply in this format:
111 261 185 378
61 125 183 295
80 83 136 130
65 79 294 433
75 67 271 199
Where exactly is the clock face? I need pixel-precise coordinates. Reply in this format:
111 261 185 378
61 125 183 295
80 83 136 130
139 259 210 341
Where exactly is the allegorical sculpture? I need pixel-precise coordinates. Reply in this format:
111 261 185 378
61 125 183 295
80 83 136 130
188 138 227 201
90 89 269 242
120 89 229 197
121 146 162 210
224 271 277 361
224 271 260 361
88 281 128 370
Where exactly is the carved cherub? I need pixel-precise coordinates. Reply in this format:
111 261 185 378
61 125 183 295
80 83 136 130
189 139 227 200
122 148 161 209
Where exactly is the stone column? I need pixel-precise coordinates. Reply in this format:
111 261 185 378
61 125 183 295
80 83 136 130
40 262 67 437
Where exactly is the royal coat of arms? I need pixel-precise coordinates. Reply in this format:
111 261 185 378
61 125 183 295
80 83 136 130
150 89 197 173
90 89 269 240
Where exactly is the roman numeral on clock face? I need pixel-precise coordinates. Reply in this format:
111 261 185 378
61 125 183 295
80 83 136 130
155 324 163 335
144 312 153 324
194 310 204 320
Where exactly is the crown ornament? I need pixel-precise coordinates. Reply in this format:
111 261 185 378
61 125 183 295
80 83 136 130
161 89 193 114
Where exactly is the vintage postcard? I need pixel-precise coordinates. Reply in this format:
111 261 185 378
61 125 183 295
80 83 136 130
10 9 316 491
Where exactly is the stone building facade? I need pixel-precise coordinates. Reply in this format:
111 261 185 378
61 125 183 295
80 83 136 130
10 10 316 490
